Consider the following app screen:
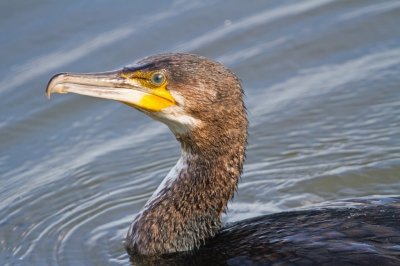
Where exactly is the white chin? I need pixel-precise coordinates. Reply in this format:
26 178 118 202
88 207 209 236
150 107 201 135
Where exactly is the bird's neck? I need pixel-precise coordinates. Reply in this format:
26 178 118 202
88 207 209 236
126 125 246 255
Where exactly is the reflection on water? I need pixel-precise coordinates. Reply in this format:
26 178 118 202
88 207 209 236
1 1 399 265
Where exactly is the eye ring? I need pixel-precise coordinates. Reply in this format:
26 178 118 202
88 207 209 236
150 73 165 86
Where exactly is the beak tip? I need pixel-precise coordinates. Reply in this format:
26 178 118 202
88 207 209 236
46 72 65 100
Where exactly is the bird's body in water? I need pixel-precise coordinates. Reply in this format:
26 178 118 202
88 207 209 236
46 53 400 265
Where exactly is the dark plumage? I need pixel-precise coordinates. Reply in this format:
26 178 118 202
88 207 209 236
125 54 247 254
130 197 400 266
46 53 400 265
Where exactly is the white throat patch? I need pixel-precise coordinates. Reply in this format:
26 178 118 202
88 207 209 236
151 91 201 135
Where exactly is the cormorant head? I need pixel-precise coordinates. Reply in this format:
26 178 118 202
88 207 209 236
47 53 246 137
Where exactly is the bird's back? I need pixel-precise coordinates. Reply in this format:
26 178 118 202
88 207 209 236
129 197 400 266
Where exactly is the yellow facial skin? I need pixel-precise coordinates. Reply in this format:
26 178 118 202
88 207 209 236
120 70 175 112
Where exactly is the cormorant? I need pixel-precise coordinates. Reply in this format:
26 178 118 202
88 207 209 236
46 53 400 265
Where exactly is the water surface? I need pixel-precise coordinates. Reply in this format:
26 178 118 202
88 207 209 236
1 1 400 265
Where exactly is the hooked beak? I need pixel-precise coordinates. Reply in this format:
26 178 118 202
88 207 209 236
47 71 148 103
46 70 175 112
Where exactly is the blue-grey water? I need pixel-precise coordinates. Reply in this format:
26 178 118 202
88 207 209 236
1 1 400 265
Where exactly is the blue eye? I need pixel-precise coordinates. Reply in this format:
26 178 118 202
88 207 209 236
150 73 165 86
